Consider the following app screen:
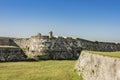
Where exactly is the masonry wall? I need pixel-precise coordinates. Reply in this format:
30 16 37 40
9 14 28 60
76 38 120 51
12 36 120 54
0 47 26 61
0 33 119 61
11 35 120 60
75 52 120 80
12 38 29 48
27 36 81 60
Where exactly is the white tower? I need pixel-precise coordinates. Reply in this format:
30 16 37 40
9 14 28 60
48 31 53 38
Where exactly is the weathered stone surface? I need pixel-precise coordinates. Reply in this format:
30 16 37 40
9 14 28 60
0 32 120 61
75 52 120 80
27 36 81 60
0 47 26 61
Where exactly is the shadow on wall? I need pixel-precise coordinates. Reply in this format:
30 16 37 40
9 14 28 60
0 37 27 62
0 37 20 47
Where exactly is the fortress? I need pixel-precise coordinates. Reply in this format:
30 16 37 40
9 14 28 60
0 31 120 61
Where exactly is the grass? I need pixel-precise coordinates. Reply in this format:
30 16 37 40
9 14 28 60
0 60 82 80
84 50 120 58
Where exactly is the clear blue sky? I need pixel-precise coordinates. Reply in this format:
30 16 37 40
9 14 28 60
0 0 120 41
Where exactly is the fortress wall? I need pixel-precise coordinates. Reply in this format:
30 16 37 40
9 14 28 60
75 52 120 80
27 36 81 60
0 37 27 61
10 35 120 60
0 32 119 60
0 47 26 61
12 38 30 49
76 38 120 51
0 38 10 45
11 35 120 54
1 34 120 53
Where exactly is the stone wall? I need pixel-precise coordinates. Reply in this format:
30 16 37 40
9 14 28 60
75 52 120 80
27 36 81 60
0 37 10 45
0 32 120 60
12 38 29 48
10 32 120 60
76 38 120 51
0 46 26 61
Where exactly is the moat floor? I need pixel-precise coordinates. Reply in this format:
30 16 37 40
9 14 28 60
0 60 82 80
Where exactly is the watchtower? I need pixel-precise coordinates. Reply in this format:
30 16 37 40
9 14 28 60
48 31 53 38
37 33 41 38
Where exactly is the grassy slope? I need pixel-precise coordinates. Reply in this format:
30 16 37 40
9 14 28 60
0 60 82 80
84 50 120 58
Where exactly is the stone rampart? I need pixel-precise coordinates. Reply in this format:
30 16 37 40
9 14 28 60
0 46 26 61
75 52 120 80
0 32 120 60
76 38 120 51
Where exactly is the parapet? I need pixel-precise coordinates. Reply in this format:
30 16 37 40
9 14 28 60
30 31 54 39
